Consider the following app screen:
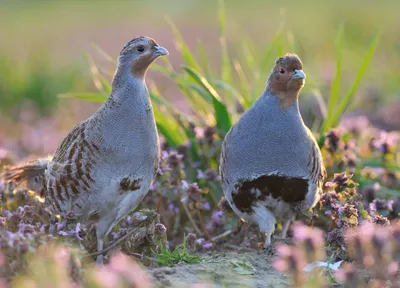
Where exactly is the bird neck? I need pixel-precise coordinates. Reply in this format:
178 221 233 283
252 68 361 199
262 88 302 117
264 84 301 110
108 59 148 104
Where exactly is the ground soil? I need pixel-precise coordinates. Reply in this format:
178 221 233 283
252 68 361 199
150 250 289 288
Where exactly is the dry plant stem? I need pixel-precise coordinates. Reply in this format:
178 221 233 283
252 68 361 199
212 229 233 243
156 196 164 214
180 202 202 235
208 188 219 206
84 227 139 259
29 209 48 225
196 209 212 240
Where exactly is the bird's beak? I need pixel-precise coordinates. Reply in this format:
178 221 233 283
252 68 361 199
154 46 169 57
292 69 306 80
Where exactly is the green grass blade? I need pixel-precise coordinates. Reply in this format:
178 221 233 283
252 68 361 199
218 0 232 85
321 23 344 133
330 31 381 127
153 110 186 147
254 26 285 99
260 26 284 72
58 93 108 103
166 16 201 71
151 64 212 121
211 79 249 108
85 53 112 95
197 40 211 78
150 91 188 147
184 66 232 134
240 40 256 72
91 43 117 64
233 60 250 100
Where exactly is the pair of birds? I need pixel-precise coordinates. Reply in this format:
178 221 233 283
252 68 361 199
4 36 325 263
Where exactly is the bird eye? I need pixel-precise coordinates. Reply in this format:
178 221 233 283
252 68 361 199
279 68 286 74
136 46 145 53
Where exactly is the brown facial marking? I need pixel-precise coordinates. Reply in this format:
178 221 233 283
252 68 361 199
131 53 155 78
268 53 305 109
120 177 143 193
126 37 160 78
232 175 309 214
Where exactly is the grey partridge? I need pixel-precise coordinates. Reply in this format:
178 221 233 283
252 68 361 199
4 36 168 263
219 54 325 247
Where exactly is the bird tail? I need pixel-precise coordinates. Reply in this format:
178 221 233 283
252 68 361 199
3 157 51 193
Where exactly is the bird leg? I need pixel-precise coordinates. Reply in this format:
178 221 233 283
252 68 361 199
264 233 272 247
96 238 104 265
275 220 291 239
49 215 57 235
240 218 249 235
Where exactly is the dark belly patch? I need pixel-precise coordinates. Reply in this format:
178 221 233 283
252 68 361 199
232 175 309 214
120 177 143 193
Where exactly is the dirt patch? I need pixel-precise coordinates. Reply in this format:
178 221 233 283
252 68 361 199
150 250 289 288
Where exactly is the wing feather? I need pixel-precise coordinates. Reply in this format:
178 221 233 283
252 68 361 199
45 122 100 215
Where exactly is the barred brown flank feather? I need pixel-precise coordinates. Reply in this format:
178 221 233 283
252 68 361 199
44 121 100 213
120 177 143 192
80 175 91 190
56 183 64 201
70 182 79 195
67 141 78 161
40 177 46 198
232 175 309 214
92 143 100 152
86 173 95 183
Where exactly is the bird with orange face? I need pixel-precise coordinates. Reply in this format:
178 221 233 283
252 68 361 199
220 54 325 247
4 37 168 264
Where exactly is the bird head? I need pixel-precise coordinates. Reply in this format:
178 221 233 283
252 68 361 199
118 36 169 78
267 54 306 109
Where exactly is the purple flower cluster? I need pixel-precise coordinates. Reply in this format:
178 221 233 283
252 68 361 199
335 223 400 286
273 222 325 286
0 102 399 286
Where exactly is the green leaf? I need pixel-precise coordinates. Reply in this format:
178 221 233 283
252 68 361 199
149 235 201 267
218 0 232 85
91 43 117 64
322 23 344 134
211 79 250 109
230 260 256 275
166 16 201 71
197 40 211 78
57 93 108 103
254 26 285 99
184 66 232 134
330 31 381 127
84 53 112 95
150 91 188 147
233 60 251 102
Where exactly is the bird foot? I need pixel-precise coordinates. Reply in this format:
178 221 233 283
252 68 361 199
273 233 287 240
262 244 275 254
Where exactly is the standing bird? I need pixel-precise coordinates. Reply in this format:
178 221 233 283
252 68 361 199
4 36 168 263
220 54 325 247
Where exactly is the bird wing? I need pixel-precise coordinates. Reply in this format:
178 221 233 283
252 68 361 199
45 121 101 215
305 128 326 185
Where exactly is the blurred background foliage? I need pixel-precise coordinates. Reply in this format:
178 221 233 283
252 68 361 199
0 0 399 156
